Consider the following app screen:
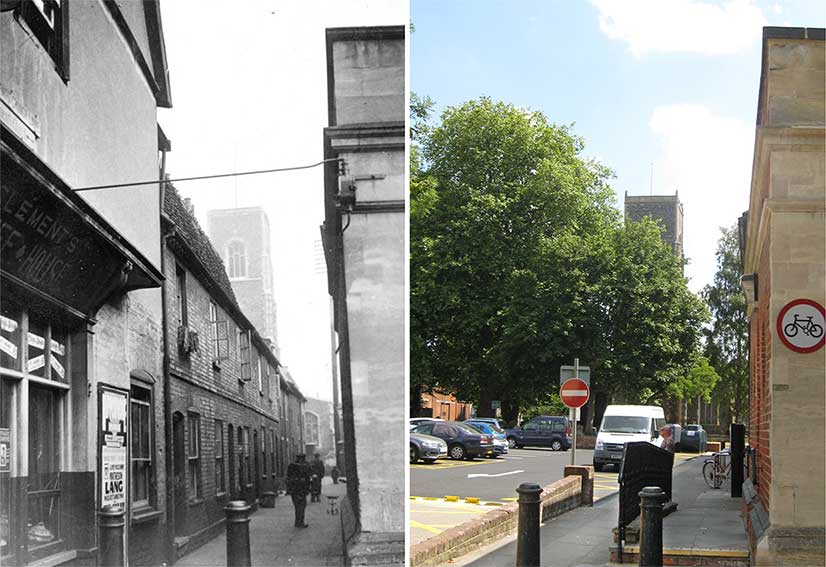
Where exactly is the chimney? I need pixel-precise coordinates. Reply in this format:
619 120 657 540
183 197 195 217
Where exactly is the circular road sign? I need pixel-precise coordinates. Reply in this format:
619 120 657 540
777 298 825 354
560 378 590 409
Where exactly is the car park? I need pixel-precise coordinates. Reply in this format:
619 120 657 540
680 424 708 452
410 432 448 464
411 420 494 460
593 405 665 471
505 416 571 451
464 420 509 457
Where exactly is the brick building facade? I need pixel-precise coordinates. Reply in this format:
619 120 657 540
162 184 303 561
742 27 825 565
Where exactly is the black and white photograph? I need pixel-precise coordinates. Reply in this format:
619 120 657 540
1 0 405 565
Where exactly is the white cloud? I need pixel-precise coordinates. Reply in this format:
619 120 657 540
647 104 754 291
592 0 767 56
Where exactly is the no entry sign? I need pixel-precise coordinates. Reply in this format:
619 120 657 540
560 378 590 409
777 298 825 354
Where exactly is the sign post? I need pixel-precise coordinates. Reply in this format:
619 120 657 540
560 358 590 466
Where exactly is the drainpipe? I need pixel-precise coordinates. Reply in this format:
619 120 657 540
158 144 175 564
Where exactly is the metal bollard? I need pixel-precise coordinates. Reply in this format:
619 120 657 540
638 487 665 567
730 423 745 498
515 482 542 567
225 501 252 567
99 505 125 567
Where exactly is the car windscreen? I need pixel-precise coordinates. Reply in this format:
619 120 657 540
685 425 699 431
600 416 650 434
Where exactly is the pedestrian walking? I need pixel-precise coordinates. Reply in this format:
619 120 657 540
310 453 325 502
286 454 311 527
331 466 339 485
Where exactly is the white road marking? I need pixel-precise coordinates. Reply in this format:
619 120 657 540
467 470 525 479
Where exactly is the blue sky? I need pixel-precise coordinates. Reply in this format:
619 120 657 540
411 0 824 291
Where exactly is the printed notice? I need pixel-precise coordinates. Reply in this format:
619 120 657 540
0 428 10 473
100 388 128 509
0 336 17 359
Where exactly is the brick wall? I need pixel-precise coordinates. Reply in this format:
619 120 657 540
164 246 294 544
749 241 772 511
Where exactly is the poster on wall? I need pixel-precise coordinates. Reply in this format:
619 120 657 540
100 387 128 509
0 428 10 473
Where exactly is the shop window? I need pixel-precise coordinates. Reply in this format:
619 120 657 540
28 384 63 557
15 0 70 80
1 311 21 372
130 383 153 509
227 240 246 279
239 331 251 382
1 379 13 561
187 414 201 499
214 420 225 495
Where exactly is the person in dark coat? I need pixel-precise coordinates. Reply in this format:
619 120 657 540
286 454 311 527
331 466 340 485
310 453 325 502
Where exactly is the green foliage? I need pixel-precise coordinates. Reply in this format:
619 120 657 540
667 355 721 402
411 97 707 421
701 226 748 423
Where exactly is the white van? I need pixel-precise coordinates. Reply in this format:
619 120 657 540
593 405 665 471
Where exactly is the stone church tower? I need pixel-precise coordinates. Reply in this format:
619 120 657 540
207 207 279 355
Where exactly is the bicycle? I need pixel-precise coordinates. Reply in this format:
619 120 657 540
784 314 824 338
703 449 730 489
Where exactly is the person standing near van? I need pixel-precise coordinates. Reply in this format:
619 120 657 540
657 425 676 453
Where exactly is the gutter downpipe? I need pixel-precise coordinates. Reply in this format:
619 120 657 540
158 150 176 565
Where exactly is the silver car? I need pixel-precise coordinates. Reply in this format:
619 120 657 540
410 432 448 464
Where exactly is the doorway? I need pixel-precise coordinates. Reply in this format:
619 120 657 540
172 412 186 535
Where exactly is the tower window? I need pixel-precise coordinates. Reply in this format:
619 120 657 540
227 241 247 279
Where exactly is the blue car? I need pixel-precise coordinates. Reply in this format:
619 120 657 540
465 420 509 457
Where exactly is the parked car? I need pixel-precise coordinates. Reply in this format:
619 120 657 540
411 420 494 460
680 424 708 452
506 416 571 451
410 433 448 464
409 417 443 430
464 420 509 457
468 417 507 430
593 405 665 471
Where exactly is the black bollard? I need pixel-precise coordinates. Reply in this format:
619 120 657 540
730 423 745 498
515 482 542 567
638 487 665 567
225 501 251 567
99 505 125 567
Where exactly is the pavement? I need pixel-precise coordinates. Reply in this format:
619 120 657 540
176 478 346 567
457 453 748 567
410 448 699 546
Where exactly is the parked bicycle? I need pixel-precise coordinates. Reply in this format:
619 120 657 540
703 448 731 489
784 314 823 338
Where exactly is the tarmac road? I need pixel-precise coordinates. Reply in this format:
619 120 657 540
411 447 616 503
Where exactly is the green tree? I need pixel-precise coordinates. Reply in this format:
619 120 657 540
411 97 707 424
702 226 748 424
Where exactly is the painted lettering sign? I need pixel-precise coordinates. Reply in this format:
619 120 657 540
0 163 122 315
100 388 128 509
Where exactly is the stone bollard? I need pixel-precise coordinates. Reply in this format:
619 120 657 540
99 505 125 567
564 465 594 507
225 501 251 567
515 482 542 567
638 487 665 567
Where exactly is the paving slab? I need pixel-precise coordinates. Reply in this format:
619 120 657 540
176 479 346 567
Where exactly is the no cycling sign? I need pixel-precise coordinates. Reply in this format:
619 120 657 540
777 298 825 354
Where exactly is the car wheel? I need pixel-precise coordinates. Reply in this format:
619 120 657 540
449 444 466 460
507 437 517 449
551 440 563 451
410 446 419 464
594 462 604 472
